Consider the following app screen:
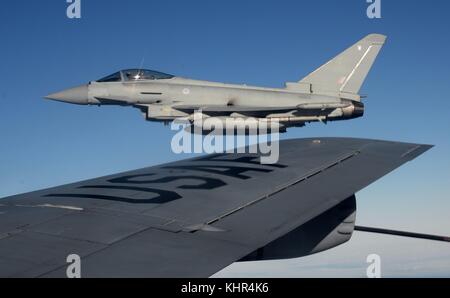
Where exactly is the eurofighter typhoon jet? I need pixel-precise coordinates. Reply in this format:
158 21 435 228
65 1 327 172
46 34 386 133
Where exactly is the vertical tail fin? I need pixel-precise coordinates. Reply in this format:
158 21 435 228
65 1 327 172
299 34 387 95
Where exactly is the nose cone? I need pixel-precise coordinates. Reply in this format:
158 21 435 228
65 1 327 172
45 85 89 105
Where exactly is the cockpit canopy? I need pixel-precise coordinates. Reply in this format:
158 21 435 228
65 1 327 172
97 69 174 83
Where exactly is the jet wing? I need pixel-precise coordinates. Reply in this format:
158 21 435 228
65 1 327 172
0 138 431 277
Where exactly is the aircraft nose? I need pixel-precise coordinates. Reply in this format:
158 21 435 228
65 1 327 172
45 85 89 105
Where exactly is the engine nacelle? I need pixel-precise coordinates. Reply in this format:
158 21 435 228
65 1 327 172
239 195 356 261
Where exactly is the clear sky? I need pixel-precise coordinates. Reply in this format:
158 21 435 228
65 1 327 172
1 0 450 277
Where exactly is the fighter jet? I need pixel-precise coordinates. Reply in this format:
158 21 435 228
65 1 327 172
46 34 386 133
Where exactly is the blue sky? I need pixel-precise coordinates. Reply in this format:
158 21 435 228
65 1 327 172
1 0 450 277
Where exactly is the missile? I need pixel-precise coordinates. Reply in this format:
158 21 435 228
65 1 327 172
297 102 352 110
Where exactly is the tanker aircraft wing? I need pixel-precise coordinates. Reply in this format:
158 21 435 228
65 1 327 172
0 138 440 277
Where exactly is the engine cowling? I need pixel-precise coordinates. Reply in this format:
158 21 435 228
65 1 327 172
341 101 365 119
239 195 356 261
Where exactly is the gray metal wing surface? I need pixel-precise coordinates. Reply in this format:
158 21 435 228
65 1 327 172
0 138 431 277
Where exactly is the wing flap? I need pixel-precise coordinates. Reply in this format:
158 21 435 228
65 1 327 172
41 228 251 278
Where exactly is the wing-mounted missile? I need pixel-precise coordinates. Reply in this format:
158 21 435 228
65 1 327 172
297 102 353 110
172 105 298 115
